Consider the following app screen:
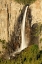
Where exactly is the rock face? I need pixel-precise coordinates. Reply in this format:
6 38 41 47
30 0 42 25
25 7 32 46
0 0 42 53
0 0 24 42
0 0 24 53
30 0 42 50
6 6 31 55
0 0 8 41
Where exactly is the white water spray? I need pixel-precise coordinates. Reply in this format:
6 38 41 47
20 6 28 51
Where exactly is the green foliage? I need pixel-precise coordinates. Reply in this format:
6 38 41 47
33 25 40 37
32 23 42 37
40 38 42 43
15 0 36 5
2 45 7 49
0 39 6 44
0 44 42 64
40 24 42 31
0 39 7 49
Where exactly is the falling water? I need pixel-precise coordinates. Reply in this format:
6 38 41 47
12 6 29 55
20 6 28 51
8 6 29 58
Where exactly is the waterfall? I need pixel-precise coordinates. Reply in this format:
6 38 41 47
9 6 29 58
12 6 29 55
20 6 28 51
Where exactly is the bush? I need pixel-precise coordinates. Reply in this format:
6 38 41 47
0 45 42 64
15 0 36 5
0 39 6 44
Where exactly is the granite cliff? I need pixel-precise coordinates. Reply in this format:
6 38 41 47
0 0 42 56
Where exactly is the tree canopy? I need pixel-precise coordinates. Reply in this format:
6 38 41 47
15 0 36 5
0 45 42 64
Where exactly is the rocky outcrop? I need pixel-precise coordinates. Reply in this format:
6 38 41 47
30 0 42 50
0 0 24 52
30 0 42 25
0 0 24 42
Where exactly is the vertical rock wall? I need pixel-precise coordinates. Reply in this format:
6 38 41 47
0 0 8 41
30 0 42 50
30 0 42 25
0 0 23 52
0 0 23 42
